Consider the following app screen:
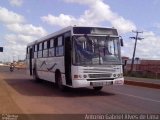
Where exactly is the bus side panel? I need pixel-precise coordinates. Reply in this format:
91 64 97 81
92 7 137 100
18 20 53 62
36 57 65 83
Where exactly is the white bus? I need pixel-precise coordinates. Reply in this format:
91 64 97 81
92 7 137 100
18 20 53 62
26 26 124 91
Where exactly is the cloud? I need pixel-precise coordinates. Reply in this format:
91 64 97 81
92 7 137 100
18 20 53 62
4 34 37 45
6 23 47 37
0 7 47 61
64 0 99 5
0 6 47 37
42 0 136 34
122 31 160 60
41 14 92 27
3 24 47 61
4 43 27 60
4 33 39 61
0 6 25 24
9 0 23 7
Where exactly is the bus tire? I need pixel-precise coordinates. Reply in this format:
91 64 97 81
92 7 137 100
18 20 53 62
55 71 65 91
93 86 103 91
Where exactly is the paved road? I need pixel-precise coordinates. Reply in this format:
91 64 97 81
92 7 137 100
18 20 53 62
0 66 160 116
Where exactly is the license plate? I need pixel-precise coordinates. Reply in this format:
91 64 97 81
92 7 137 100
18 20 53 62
92 82 104 87
106 81 113 85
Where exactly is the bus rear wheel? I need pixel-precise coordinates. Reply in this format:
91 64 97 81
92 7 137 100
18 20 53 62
93 86 103 91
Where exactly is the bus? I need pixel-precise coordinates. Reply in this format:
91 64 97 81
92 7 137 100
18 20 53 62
26 26 124 91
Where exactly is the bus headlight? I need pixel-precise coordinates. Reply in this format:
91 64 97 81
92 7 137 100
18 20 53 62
113 74 116 77
73 74 88 79
83 74 87 78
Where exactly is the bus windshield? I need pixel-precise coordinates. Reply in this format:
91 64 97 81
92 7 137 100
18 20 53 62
73 35 121 65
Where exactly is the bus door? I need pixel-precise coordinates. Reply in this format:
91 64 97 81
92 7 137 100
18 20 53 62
64 33 72 85
29 47 33 75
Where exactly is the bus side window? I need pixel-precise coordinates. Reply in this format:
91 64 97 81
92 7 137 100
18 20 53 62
34 45 37 58
49 39 55 57
56 36 64 56
43 41 48 58
44 41 47 49
38 43 43 58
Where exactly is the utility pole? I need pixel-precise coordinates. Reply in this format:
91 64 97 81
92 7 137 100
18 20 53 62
130 30 143 73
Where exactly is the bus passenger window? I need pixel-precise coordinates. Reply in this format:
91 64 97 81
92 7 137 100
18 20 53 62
44 41 47 49
49 39 55 57
58 36 63 46
38 43 43 58
56 36 64 56
56 46 64 56
50 39 54 48
43 41 48 58
49 48 55 57
34 45 37 52
39 43 42 51
34 45 37 58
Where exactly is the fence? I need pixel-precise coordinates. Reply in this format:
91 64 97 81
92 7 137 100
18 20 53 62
124 64 160 79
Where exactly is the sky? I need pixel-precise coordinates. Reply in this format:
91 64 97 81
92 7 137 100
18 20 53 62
0 0 160 62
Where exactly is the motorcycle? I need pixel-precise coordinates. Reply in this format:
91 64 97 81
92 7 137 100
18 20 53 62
10 65 14 72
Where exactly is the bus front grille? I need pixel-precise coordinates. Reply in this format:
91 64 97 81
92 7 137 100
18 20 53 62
89 74 111 78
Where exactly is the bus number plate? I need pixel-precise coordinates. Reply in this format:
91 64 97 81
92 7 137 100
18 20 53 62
106 81 113 85
92 82 104 87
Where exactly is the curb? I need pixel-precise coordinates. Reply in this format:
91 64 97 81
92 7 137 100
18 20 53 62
124 80 160 89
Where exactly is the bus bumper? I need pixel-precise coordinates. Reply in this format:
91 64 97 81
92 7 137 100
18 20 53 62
72 78 124 88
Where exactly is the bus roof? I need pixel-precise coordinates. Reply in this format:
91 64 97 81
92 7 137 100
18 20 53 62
27 26 118 46
27 26 73 46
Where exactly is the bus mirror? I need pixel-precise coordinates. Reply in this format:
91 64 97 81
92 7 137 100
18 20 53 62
120 37 124 47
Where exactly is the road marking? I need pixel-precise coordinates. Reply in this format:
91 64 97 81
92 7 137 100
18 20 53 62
116 91 160 103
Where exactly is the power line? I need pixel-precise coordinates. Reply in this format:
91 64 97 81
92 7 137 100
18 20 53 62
129 30 144 73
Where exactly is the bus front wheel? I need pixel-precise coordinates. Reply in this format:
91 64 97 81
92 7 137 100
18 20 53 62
93 86 103 91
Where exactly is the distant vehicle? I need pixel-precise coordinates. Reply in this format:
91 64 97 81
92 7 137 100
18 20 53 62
26 26 124 91
10 63 14 72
